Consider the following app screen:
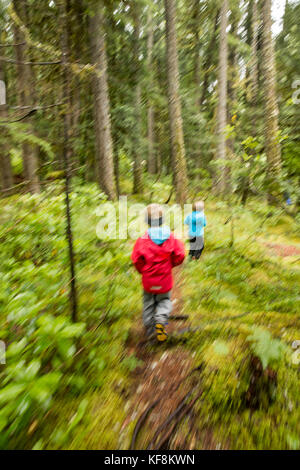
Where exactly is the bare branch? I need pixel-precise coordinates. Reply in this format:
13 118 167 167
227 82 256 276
0 42 26 47
0 102 64 123
10 102 64 110
0 56 61 66
0 108 37 123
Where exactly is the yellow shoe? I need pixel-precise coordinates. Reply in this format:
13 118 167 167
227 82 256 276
155 323 168 342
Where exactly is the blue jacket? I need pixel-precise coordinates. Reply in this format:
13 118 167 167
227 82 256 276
184 211 206 237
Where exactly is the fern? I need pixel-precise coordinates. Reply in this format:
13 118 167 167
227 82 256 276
6 122 55 160
247 327 287 370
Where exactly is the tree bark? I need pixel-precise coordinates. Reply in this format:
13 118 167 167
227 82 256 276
249 0 259 103
200 10 219 107
192 0 203 169
164 0 188 205
89 2 117 200
214 0 228 196
132 5 143 194
13 0 40 194
242 0 259 205
69 0 85 171
147 8 156 175
261 0 282 202
226 6 240 194
192 0 201 110
0 61 13 193
61 0 78 323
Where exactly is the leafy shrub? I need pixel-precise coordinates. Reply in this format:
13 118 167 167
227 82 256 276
246 327 287 370
0 314 85 449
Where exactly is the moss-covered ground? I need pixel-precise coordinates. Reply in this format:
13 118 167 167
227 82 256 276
0 178 299 449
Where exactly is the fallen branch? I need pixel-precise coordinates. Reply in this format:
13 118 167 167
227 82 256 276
155 389 203 450
176 311 252 336
147 387 196 450
130 365 203 450
130 399 161 451
169 314 189 321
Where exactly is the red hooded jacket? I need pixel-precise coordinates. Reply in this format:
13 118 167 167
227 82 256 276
131 231 185 294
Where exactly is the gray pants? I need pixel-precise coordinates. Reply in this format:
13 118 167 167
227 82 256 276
143 291 172 331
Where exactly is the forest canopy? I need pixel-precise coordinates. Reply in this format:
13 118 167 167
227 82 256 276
0 0 299 207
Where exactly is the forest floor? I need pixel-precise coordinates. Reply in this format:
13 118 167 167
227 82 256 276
0 179 300 450
125 268 210 451
121 237 300 450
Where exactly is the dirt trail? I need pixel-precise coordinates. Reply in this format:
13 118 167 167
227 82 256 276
123 267 215 450
263 242 300 258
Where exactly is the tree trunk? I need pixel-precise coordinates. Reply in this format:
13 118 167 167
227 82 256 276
242 0 259 205
261 0 282 202
0 61 13 193
226 6 240 194
214 0 228 196
164 0 188 205
192 0 201 110
132 5 143 194
13 0 40 194
70 0 85 172
200 10 219 107
147 8 156 175
61 0 78 323
249 0 259 103
192 0 203 169
133 83 143 194
89 2 117 200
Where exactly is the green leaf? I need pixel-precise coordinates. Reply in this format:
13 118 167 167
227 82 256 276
32 439 44 450
0 384 26 404
286 433 300 450
29 372 62 404
213 340 230 356
0 415 8 432
57 339 76 360
25 360 41 381
6 338 27 358
68 399 88 431
247 327 287 370
61 323 85 338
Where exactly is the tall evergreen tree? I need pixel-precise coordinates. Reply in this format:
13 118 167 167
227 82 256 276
214 0 228 196
0 61 13 192
146 5 156 175
132 2 143 194
13 0 40 194
164 0 188 205
89 1 117 200
261 0 282 201
226 2 240 193
242 0 259 205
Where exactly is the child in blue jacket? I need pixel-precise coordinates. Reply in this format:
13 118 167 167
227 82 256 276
184 201 206 260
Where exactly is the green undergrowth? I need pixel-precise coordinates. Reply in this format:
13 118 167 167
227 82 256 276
0 181 299 449
181 200 300 450
0 182 143 449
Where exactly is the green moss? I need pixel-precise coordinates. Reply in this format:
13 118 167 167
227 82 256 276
1 184 299 450
181 200 300 449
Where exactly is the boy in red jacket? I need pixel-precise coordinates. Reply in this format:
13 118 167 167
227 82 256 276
131 204 185 342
